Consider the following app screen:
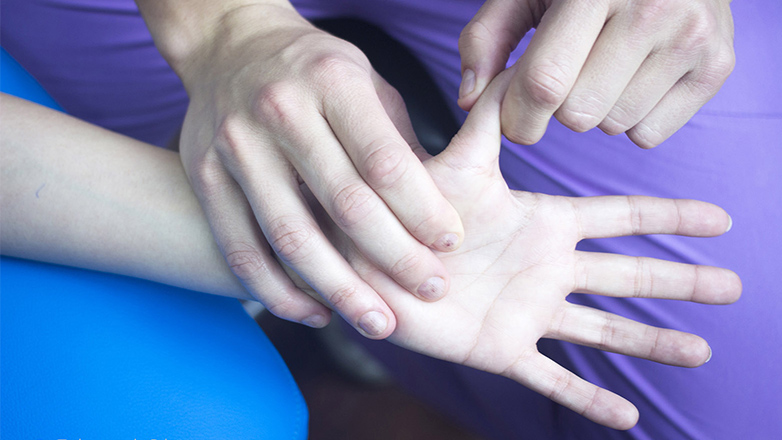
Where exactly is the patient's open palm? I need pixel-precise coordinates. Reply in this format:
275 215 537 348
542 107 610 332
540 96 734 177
318 71 741 429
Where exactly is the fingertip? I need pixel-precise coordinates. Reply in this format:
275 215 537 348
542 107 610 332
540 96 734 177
725 214 733 233
590 391 639 430
357 310 394 339
417 276 448 301
302 312 331 329
722 269 743 304
684 336 713 368
459 68 476 101
616 405 640 431
433 232 462 252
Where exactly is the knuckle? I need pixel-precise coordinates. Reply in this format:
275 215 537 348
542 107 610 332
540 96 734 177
190 155 226 197
327 283 360 310
459 17 518 58
646 326 664 360
389 252 421 280
252 82 301 127
599 112 631 136
267 217 315 264
558 94 606 132
628 124 663 149
672 9 718 56
522 62 572 108
703 48 736 85
331 182 380 228
625 196 644 235
214 115 252 162
547 371 573 402
632 257 654 298
224 242 270 283
311 49 369 87
362 141 410 190
598 313 619 351
459 20 495 51
632 0 677 27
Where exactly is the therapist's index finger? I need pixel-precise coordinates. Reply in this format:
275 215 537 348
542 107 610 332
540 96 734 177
501 0 610 145
322 76 464 253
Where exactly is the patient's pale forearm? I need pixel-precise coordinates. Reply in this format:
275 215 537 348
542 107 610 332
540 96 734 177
0 94 248 299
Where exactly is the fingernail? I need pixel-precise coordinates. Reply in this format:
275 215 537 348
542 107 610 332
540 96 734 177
434 233 460 252
459 69 476 99
417 276 446 301
705 346 713 363
302 314 328 329
726 215 733 232
358 311 388 337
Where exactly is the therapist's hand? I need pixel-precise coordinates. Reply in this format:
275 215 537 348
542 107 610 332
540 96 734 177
307 69 741 429
137 1 462 338
457 0 735 148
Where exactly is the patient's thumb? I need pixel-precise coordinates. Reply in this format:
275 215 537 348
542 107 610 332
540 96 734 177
442 68 515 167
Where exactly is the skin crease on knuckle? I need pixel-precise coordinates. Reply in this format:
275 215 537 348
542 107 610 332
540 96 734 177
267 216 316 265
522 61 572 110
251 81 303 130
331 181 380 229
389 252 422 281
362 140 410 191
223 243 270 284
213 114 258 166
558 92 608 133
190 155 228 200
309 44 372 94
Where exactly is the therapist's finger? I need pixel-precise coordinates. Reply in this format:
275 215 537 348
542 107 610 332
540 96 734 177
457 0 532 111
626 50 735 148
321 70 464 254
501 0 610 145
554 12 655 133
229 157 398 339
188 156 332 328
278 107 452 303
372 73 431 162
597 49 691 138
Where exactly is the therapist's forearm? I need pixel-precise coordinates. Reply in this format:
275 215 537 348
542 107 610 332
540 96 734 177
134 0 299 83
0 94 249 299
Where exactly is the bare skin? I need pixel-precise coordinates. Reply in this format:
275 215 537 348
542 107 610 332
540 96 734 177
458 0 735 148
296 71 741 429
1 83 740 429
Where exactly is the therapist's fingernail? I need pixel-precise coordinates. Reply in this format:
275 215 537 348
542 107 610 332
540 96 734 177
358 311 388 337
705 346 713 364
418 276 446 301
459 69 476 99
726 215 733 232
434 233 460 252
302 314 328 329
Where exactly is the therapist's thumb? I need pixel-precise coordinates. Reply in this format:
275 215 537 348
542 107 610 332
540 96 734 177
457 0 533 111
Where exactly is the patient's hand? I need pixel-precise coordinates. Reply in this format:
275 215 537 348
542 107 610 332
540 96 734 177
306 70 741 430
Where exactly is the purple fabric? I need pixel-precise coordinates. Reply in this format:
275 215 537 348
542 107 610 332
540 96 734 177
3 0 780 438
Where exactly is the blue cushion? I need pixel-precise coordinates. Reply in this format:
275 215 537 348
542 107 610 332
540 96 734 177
1 47 308 439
